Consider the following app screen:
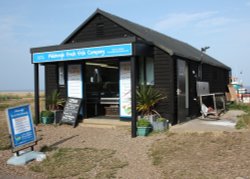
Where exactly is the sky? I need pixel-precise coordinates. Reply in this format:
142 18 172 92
0 0 250 90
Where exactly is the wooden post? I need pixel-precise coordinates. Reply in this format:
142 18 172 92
34 63 40 124
131 56 137 138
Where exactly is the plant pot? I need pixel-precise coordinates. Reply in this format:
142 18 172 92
137 127 151 136
53 110 63 124
143 114 158 124
41 117 54 124
152 121 167 131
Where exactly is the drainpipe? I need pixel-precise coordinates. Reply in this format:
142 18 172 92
131 56 137 138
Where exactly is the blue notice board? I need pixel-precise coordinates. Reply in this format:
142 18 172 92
6 104 36 149
33 43 132 63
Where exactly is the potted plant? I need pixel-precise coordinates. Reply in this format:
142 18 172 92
152 117 169 131
46 90 65 124
136 85 167 123
40 110 54 124
137 118 151 136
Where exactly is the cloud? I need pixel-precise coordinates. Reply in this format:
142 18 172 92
153 11 232 33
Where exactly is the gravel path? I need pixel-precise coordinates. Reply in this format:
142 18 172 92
0 124 165 179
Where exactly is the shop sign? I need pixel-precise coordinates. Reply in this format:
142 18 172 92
6 105 36 149
33 43 132 63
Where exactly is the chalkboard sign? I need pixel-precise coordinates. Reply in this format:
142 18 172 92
61 98 82 127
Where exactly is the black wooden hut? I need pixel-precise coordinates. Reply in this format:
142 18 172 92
31 9 231 136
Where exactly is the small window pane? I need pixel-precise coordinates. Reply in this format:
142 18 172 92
139 58 145 85
146 58 154 85
58 65 65 86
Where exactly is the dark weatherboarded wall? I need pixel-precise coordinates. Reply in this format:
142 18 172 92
45 64 57 108
154 47 175 122
45 63 67 109
202 64 229 93
64 14 134 43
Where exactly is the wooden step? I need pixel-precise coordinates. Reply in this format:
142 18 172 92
79 118 130 129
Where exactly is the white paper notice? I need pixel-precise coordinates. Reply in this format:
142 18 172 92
13 116 31 135
68 65 83 98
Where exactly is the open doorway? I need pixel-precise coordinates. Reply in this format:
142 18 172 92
85 59 120 119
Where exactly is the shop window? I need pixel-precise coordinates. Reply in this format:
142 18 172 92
139 57 154 85
58 64 65 86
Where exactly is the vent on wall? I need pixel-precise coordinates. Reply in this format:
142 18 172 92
96 23 104 37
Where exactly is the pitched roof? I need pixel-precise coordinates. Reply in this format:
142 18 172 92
62 9 230 70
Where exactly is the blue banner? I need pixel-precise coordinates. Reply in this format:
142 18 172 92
6 105 36 149
33 43 132 63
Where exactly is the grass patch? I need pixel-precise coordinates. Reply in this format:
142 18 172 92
227 102 250 113
0 103 11 111
39 145 58 152
30 148 128 178
150 132 250 178
0 134 11 150
228 103 250 129
0 99 34 111
0 117 11 150
0 94 21 102
235 113 250 129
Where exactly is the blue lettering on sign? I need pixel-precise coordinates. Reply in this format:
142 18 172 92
33 43 132 63
6 105 36 149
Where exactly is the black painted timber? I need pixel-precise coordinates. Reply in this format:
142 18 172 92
202 64 229 93
63 14 134 44
45 64 58 108
154 47 175 123
34 64 39 124
131 56 137 138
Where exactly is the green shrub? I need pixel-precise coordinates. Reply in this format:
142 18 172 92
236 114 250 129
0 95 21 102
0 103 10 110
137 119 151 127
136 85 167 116
156 117 167 122
41 110 54 118
228 103 250 113
47 90 65 110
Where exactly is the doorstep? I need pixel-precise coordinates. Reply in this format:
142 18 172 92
79 118 130 129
